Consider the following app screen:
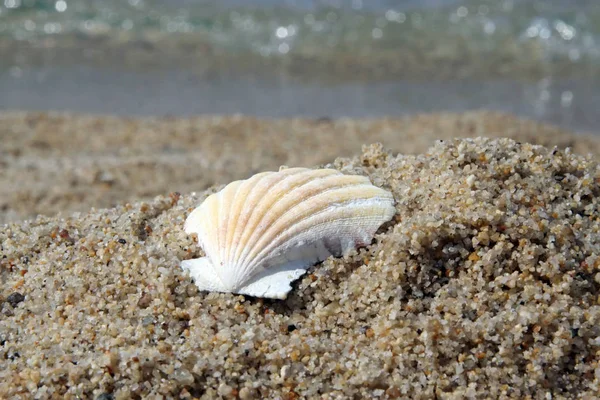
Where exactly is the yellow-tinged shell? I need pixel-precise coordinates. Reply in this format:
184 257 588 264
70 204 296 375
181 168 396 299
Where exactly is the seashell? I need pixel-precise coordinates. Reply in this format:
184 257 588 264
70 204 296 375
181 168 396 299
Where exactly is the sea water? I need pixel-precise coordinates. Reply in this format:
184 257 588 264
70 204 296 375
0 0 599 132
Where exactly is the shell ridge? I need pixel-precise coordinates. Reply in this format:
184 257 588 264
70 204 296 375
225 171 277 271
238 184 391 273
196 195 221 270
229 169 307 276
225 171 288 287
231 168 329 274
239 171 364 251
222 181 252 286
223 181 245 268
234 170 348 280
244 196 395 275
236 175 370 271
247 213 386 276
218 183 235 266
237 185 390 276
195 181 243 286
225 173 272 272
215 187 228 270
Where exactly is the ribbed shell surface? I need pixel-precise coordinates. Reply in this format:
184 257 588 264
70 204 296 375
182 168 396 298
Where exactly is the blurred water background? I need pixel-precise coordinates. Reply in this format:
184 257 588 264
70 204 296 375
0 0 599 132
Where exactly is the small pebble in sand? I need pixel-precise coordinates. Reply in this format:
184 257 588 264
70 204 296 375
5 292 24 307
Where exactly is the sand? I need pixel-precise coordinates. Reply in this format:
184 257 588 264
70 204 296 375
1 118 599 398
2 110 600 225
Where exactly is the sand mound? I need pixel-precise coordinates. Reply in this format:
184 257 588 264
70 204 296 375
1 137 599 399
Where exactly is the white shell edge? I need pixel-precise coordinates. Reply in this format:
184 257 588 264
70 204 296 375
181 257 310 299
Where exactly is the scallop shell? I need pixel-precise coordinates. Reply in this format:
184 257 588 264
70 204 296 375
181 168 396 299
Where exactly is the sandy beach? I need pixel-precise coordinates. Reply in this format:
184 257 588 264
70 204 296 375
2 110 600 225
0 111 599 398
